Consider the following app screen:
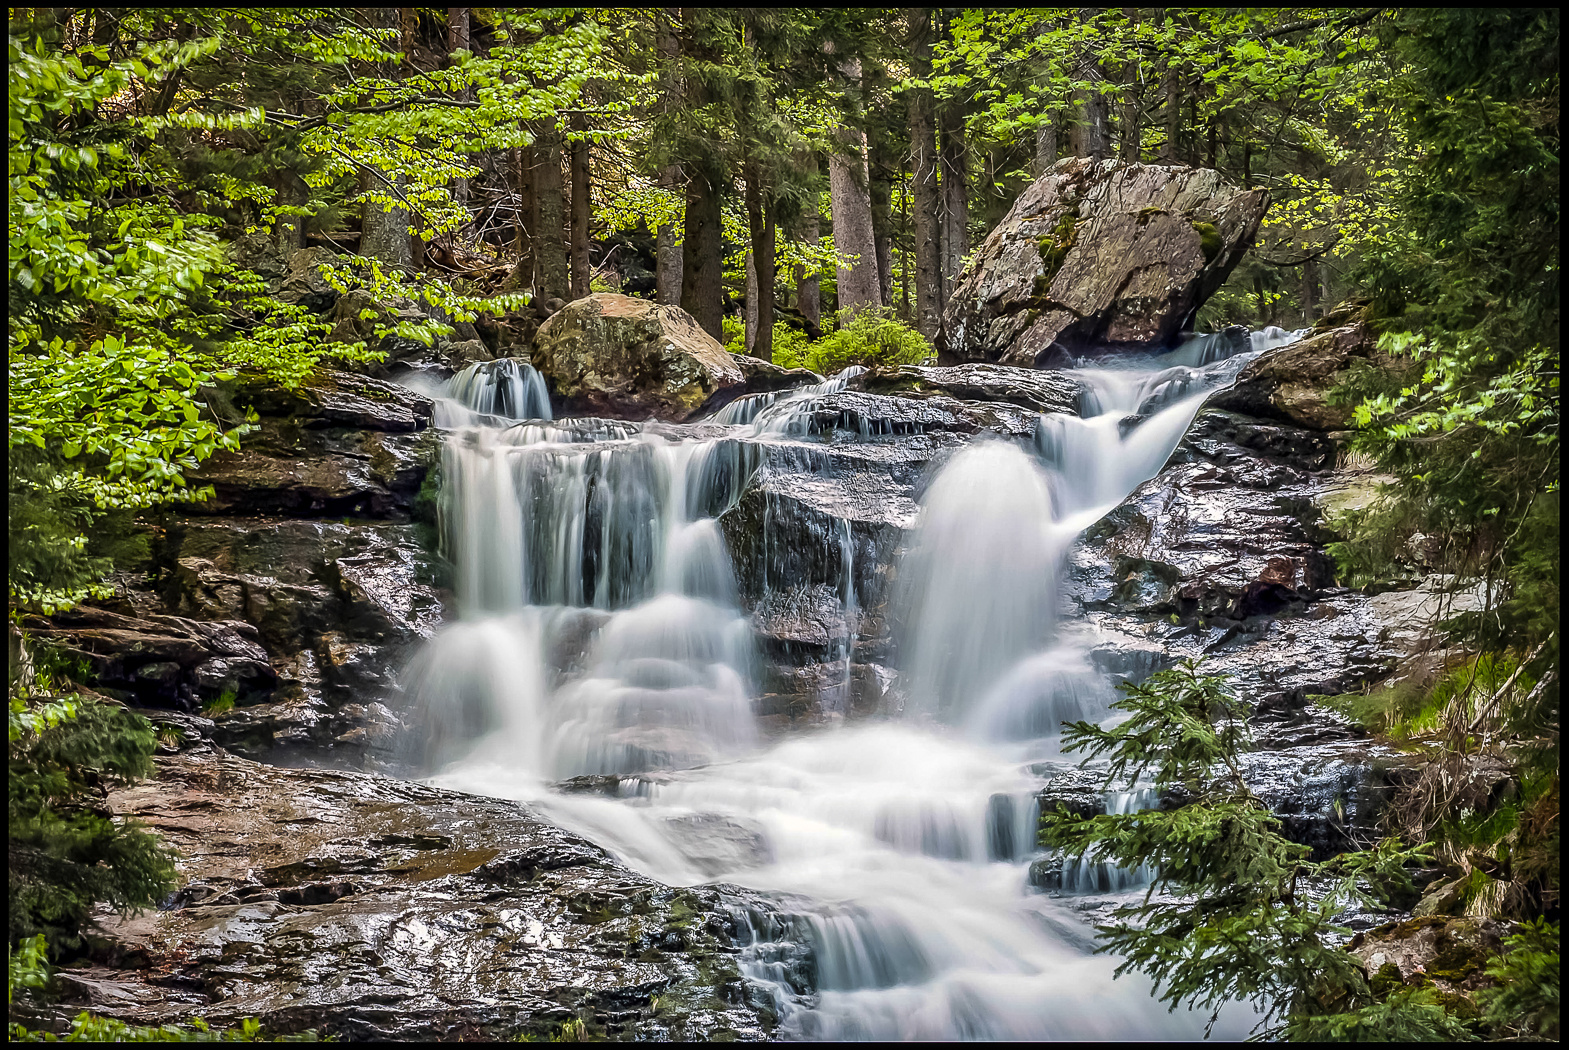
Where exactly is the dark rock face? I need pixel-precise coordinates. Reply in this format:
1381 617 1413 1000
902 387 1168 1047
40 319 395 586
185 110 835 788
1209 321 1381 429
534 294 747 421
43 368 447 766
34 745 770 1042
944 159 1267 364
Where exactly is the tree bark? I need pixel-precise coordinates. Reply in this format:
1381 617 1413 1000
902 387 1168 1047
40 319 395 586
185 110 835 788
511 143 536 289
1070 11 1111 161
796 204 822 336
569 114 591 300
655 9 683 304
828 58 880 320
533 124 569 302
680 172 724 340
1161 10 1181 164
359 8 413 271
937 78 968 315
745 171 776 360
870 134 894 308
1301 257 1318 325
446 8 470 206
1118 9 1142 162
907 8 942 343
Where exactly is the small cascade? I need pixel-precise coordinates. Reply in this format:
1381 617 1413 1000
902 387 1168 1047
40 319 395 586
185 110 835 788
442 358 552 425
1058 788 1159 893
891 442 1061 723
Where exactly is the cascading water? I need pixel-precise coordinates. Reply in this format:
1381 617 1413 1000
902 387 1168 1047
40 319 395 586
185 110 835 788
406 335 1284 1039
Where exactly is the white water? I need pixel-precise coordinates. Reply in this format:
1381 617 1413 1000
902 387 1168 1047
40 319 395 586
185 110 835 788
407 338 1289 1039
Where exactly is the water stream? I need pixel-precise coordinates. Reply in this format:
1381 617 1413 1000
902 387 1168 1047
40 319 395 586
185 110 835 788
406 333 1298 1039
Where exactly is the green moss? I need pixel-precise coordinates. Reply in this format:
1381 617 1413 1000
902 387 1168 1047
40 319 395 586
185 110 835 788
1192 221 1222 263
1137 206 1167 226
1035 211 1082 288
1371 961 1406 997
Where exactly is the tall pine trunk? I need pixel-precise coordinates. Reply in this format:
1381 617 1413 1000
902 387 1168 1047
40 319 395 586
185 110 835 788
1069 9 1110 160
447 8 470 207
1160 11 1181 164
828 56 880 320
1118 10 1142 163
870 135 894 308
359 8 413 271
938 51 968 354
796 203 822 337
745 170 776 360
569 114 591 300
510 143 536 289
680 172 724 340
655 9 683 304
534 124 569 303
907 8 942 344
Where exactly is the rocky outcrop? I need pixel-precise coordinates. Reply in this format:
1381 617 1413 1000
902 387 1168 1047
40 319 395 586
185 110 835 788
944 159 1268 365
1209 320 1381 429
533 294 747 421
41 367 449 765
30 743 770 1042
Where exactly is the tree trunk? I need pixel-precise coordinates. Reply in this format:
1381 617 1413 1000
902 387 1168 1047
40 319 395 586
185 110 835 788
680 172 724 340
1070 22 1111 160
938 93 967 311
569 115 591 300
359 8 413 271
1035 112 1060 176
534 125 569 302
796 204 822 336
511 143 536 289
870 137 894 308
745 171 776 361
828 59 880 320
1301 258 1318 325
447 8 470 206
1161 13 1181 164
655 9 683 304
1118 10 1142 163
908 8 942 343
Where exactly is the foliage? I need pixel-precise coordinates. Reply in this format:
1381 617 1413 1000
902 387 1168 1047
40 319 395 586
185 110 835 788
8 684 176 956
773 308 931 374
1041 662 1435 1038
1476 919 1560 1040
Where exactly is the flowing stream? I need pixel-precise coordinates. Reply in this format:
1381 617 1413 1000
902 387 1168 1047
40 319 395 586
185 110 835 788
406 328 1300 1040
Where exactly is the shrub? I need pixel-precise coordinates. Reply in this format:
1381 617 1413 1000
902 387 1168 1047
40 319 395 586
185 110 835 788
8 691 177 956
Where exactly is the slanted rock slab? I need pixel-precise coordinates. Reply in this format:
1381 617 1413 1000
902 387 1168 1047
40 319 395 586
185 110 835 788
944 159 1267 365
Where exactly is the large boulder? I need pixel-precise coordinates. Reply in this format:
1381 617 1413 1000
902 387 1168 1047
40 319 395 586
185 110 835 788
532 294 746 421
1209 319 1381 429
944 159 1268 365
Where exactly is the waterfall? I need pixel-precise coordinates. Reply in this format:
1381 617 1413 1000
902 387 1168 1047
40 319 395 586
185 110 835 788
406 331 1294 1040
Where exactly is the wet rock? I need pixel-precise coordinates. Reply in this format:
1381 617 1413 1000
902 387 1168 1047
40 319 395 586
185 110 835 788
662 814 774 876
851 363 1082 416
1210 322 1380 429
45 748 771 1042
25 607 275 711
239 369 434 433
1034 768 1110 821
1237 741 1395 860
533 294 746 421
945 159 1267 364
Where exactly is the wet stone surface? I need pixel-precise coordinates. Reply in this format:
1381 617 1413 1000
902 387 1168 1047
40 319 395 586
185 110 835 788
35 744 773 1042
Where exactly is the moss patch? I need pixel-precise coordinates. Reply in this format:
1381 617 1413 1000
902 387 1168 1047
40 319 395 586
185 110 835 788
1035 211 1082 289
1192 221 1222 263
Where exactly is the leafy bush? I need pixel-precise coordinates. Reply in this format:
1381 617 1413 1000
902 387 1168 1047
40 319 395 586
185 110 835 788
769 309 931 374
